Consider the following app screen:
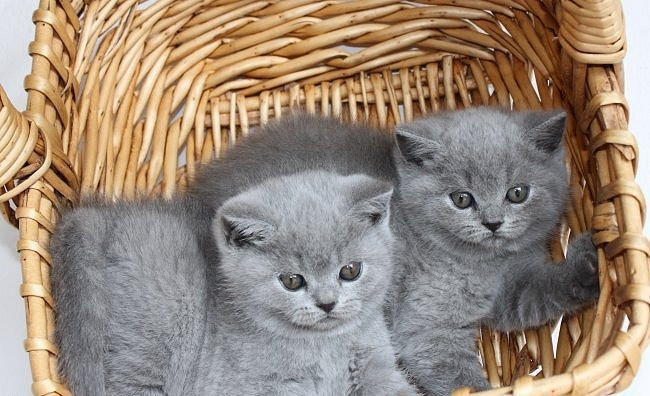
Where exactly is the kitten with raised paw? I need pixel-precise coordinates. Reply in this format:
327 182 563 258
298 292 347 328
388 109 599 394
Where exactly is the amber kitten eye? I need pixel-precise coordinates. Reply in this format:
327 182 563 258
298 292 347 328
506 185 530 203
450 191 474 209
339 261 362 281
279 274 305 291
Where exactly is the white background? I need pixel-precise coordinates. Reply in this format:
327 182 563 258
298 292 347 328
0 2 648 395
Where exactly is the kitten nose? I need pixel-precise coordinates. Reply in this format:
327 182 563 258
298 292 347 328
482 221 503 232
316 301 336 313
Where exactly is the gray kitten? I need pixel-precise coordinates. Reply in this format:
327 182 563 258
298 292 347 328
197 171 415 395
51 172 417 396
190 109 599 394
388 108 599 394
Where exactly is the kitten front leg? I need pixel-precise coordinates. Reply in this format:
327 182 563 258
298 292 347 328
392 323 489 395
353 349 419 396
350 322 420 396
484 233 599 332
407 352 489 396
565 233 600 303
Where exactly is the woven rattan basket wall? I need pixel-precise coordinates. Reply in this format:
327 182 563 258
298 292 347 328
0 0 648 395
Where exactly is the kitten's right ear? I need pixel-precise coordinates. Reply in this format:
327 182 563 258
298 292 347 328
523 110 567 153
352 188 393 226
394 128 437 166
214 214 275 248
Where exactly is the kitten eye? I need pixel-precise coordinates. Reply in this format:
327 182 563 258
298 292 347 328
506 185 529 203
279 274 305 291
339 261 362 281
450 191 474 209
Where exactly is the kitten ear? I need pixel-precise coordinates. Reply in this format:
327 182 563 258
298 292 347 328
214 214 275 248
524 110 567 153
352 188 393 226
394 128 437 165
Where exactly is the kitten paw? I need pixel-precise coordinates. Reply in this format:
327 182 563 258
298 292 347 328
566 232 599 303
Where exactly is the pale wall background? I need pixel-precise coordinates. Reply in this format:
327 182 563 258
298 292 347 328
0 2 648 395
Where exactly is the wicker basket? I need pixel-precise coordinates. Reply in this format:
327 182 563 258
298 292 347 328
0 0 647 395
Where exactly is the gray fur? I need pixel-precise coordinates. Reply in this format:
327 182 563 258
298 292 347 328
196 171 416 395
189 109 599 395
379 108 597 394
51 172 416 396
189 113 395 212
51 197 210 395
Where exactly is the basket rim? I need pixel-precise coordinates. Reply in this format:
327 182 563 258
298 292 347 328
0 1 647 395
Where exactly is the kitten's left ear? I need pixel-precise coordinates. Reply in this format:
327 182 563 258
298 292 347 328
394 127 439 165
523 110 567 153
351 188 393 226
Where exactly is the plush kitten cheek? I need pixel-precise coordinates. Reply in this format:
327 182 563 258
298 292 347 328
329 300 363 319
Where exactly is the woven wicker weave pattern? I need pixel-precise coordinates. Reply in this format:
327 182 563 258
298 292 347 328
0 1 646 395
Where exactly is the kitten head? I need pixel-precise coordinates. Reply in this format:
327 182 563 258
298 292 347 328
393 107 568 257
213 171 394 338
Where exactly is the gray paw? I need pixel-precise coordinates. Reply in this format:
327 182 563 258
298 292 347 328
566 232 599 303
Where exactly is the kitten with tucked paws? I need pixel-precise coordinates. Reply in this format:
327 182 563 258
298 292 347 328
51 172 417 396
388 109 599 394
196 171 417 395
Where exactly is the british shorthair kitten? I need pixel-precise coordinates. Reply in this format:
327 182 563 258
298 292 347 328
388 109 598 394
196 171 416 395
51 171 417 396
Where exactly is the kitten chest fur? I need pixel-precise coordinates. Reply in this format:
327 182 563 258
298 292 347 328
195 302 364 395
392 224 505 328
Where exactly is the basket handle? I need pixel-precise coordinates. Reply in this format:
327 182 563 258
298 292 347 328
558 0 626 64
0 84 54 224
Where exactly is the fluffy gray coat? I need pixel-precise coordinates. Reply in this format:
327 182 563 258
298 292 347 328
197 171 415 395
388 109 599 394
51 172 417 396
51 197 209 395
190 109 599 395
188 114 395 212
